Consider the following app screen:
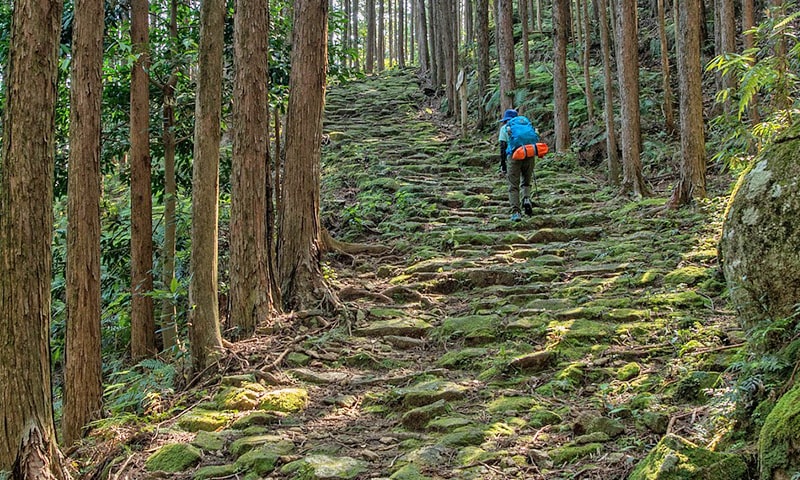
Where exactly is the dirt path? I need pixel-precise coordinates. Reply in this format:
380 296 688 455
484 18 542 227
106 70 741 480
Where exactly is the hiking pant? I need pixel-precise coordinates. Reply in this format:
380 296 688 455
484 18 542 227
507 156 533 213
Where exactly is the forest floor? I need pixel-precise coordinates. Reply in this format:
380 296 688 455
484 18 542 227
74 69 749 479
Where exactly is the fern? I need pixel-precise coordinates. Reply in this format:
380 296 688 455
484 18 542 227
104 358 177 415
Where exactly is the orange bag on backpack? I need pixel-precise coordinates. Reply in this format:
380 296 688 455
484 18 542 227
511 142 549 160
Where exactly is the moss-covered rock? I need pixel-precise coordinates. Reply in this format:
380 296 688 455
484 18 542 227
759 383 800 480
281 454 368 479
437 426 486 447
229 434 294 457
191 431 226 452
399 379 467 408
720 125 800 325
639 411 670 435
231 411 284 429
529 408 562 428
355 318 433 338
437 348 489 369
178 408 232 432
216 382 267 410
235 446 282 476
549 443 602 465
487 396 536 415
145 443 202 472
628 434 747 480
663 266 711 286
427 416 473 431
401 399 449 430
437 315 499 340
390 464 432 479
506 350 556 373
194 464 240 480
259 388 309 412
617 362 641 381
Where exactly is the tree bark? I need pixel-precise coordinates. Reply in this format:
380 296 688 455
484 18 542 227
353 0 361 69
497 0 516 111
0 0 68 473
657 0 675 134
615 0 648 197
159 0 180 352
582 0 595 124
718 0 735 112
130 0 156 360
230 0 275 337
520 0 531 81
398 0 406 67
476 0 490 128
367 0 376 72
669 0 706 207
439 0 456 115
553 0 571 150
378 0 386 70
598 0 620 183
64 0 104 448
741 0 759 123
415 0 429 73
190 0 226 372
278 0 338 312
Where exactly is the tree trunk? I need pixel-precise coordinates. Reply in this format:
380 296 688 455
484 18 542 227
718 0 735 112
130 0 156 360
553 0 571 150
388 0 394 66
160 0 180 353
465 0 474 44
230 0 275 337
278 0 338 312
398 0 406 67
440 0 456 115
615 0 648 197
416 0 429 73
378 0 385 70
657 0 675 134
64 0 104 448
669 0 705 206
741 0 759 123
598 0 620 183
520 0 531 81
428 0 439 85
353 0 361 69
0 0 68 473
497 0 516 111
582 0 595 124
535 0 542 30
367 0 376 72
190 0 226 372
476 0 490 128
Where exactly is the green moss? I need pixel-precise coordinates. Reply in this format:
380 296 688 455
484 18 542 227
229 434 294 457
235 447 281 475
259 388 309 413
437 426 486 447
549 443 602 465
178 408 232 432
145 443 202 472
629 434 747 480
437 348 489 369
664 266 711 286
486 396 535 414
216 383 267 410
191 431 226 452
455 447 501 466
389 464 431 479
194 464 240 480
281 455 367 479
648 291 710 308
759 383 800 479
529 408 562 428
617 362 641 381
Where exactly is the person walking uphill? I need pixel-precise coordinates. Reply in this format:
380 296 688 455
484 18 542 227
498 109 539 222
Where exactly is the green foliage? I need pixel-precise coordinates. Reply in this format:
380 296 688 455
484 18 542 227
706 2 800 167
104 358 177 415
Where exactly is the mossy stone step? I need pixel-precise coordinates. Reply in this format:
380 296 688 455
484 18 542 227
281 454 368 479
145 443 202 472
628 434 747 480
354 318 433 338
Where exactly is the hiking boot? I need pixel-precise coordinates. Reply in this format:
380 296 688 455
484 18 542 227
510 212 522 222
523 198 533 216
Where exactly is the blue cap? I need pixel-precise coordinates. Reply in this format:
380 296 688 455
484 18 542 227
499 109 518 123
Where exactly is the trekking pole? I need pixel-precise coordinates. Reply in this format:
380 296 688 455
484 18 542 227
532 160 539 198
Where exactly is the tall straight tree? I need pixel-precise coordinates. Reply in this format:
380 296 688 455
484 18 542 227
0 0 67 473
553 0 571 150
497 0 515 110
669 0 705 206
353 0 361 69
190 0 226 371
278 0 335 311
598 0 620 183
378 0 385 70
520 0 530 81
130 0 156 359
615 0 648 196
64 0 104 447
657 0 675 133
476 0 490 128
230 0 274 337
159 0 180 352
582 0 595 123
367 0 376 72
398 0 405 67
415 0 429 73
718 0 735 111
439 0 457 115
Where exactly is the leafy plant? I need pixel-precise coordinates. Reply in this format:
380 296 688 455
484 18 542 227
104 358 177 415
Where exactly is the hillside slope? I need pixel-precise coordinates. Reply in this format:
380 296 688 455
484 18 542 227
78 69 746 480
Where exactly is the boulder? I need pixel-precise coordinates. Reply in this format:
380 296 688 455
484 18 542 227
628 434 747 480
145 443 202 472
759 383 800 480
720 125 800 326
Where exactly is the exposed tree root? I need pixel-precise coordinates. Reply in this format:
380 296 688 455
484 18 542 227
338 286 394 304
380 285 433 306
320 228 390 255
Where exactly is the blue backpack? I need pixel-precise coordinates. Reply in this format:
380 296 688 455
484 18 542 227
505 116 540 156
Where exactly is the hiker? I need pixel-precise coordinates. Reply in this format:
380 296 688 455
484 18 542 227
498 109 538 221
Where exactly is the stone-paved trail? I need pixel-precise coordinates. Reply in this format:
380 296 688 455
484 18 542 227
128 70 742 480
